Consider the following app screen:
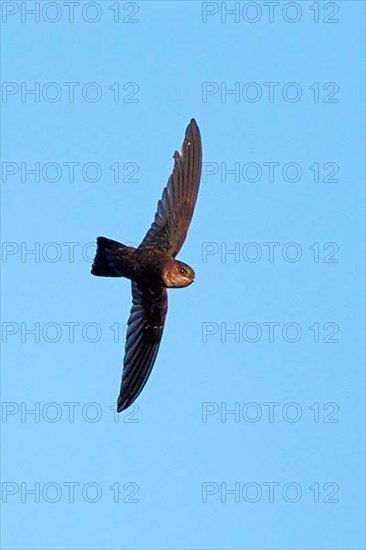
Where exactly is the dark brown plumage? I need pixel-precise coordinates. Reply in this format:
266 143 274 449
91 119 202 411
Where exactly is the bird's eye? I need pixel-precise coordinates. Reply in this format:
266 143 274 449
180 268 187 275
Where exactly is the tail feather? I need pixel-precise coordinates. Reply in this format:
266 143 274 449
91 237 126 277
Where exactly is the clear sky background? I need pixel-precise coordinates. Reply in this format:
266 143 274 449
1 1 365 549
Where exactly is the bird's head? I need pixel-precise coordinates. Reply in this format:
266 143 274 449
162 260 195 288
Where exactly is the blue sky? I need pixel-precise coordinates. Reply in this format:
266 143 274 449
1 1 365 549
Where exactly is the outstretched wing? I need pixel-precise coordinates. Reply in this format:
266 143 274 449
117 281 168 412
139 118 202 257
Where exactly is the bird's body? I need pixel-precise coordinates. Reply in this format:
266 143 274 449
91 119 202 412
92 238 195 288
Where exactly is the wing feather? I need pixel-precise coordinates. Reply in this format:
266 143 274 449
117 282 167 412
139 118 202 257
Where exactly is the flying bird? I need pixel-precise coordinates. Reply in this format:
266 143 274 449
91 119 202 412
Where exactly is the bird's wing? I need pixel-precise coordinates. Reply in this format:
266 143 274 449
139 118 202 257
117 281 168 412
